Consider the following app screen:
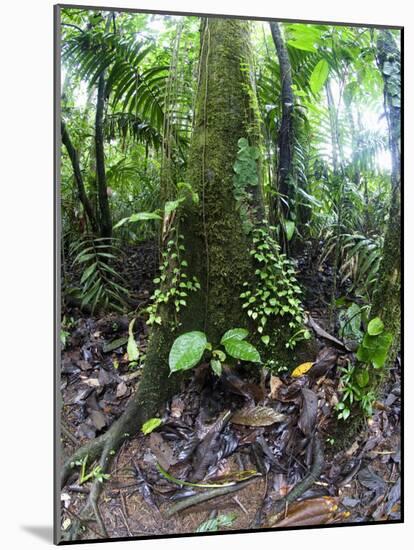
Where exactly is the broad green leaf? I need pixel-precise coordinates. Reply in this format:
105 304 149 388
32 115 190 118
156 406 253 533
221 328 248 344
213 349 226 362
284 220 295 241
261 335 270 346
210 359 222 376
129 211 162 222
223 338 261 363
310 59 330 95
196 513 237 533
370 333 393 368
80 262 97 284
113 217 130 229
356 332 392 369
114 211 161 228
127 318 139 362
141 418 162 435
169 331 208 373
342 408 350 420
355 369 369 388
367 317 384 336
288 39 316 52
165 198 184 215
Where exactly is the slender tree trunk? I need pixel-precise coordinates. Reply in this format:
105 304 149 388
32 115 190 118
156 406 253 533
61 120 99 233
95 71 112 238
270 22 295 225
372 30 401 366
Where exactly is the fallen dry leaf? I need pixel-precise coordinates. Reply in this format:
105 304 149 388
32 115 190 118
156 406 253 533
116 381 128 398
273 496 339 527
291 362 314 378
298 388 318 435
82 377 100 388
269 375 284 399
231 406 286 427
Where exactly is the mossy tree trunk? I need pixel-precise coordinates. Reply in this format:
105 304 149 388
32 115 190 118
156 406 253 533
180 17 265 343
372 30 401 366
61 19 267 520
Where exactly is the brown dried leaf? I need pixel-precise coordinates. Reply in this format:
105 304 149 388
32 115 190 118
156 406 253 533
278 377 308 402
231 406 286 427
89 410 106 431
269 375 284 399
170 397 185 418
298 388 318 435
149 432 177 470
307 347 338 379
275 496 339 527
82 377 100 388
307 315 348 350
116 381 128 398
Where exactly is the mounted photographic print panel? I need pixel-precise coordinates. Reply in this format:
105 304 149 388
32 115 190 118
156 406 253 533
54 3 402 544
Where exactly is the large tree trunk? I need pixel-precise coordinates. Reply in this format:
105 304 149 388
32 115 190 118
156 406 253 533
372 30 401 366
181 17 265 341
60 19 268 539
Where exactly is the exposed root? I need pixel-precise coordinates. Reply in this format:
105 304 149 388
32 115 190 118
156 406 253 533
165 476 261 517
61 432 108 488
61 391 147 541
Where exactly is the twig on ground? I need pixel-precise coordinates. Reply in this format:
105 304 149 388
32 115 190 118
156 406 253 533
119 493 133 537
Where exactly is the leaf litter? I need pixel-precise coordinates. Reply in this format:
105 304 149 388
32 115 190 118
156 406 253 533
60 243 401 537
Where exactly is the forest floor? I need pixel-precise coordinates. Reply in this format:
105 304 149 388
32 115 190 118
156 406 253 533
59 241 401 540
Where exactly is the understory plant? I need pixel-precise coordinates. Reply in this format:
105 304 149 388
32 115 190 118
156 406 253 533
169 328 261 377
71 455 111 485
145 233 201 326
70 236 129 313
241 226 310 350
336 316 392 420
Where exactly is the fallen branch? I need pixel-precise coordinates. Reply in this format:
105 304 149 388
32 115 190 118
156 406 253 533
165 475 261 517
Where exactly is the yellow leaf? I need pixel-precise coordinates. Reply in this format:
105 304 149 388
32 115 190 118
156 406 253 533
291 361 314 378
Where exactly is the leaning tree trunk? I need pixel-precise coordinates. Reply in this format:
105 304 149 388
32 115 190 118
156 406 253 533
372 30 401 367
61 121 99 234
60 18 268 540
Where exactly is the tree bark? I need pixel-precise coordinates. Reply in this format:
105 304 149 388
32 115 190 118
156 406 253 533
270 23 295 222
182 17 265 341
61 16 266 498
372 30 401 366
61 120 99 233
95 71 113 238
